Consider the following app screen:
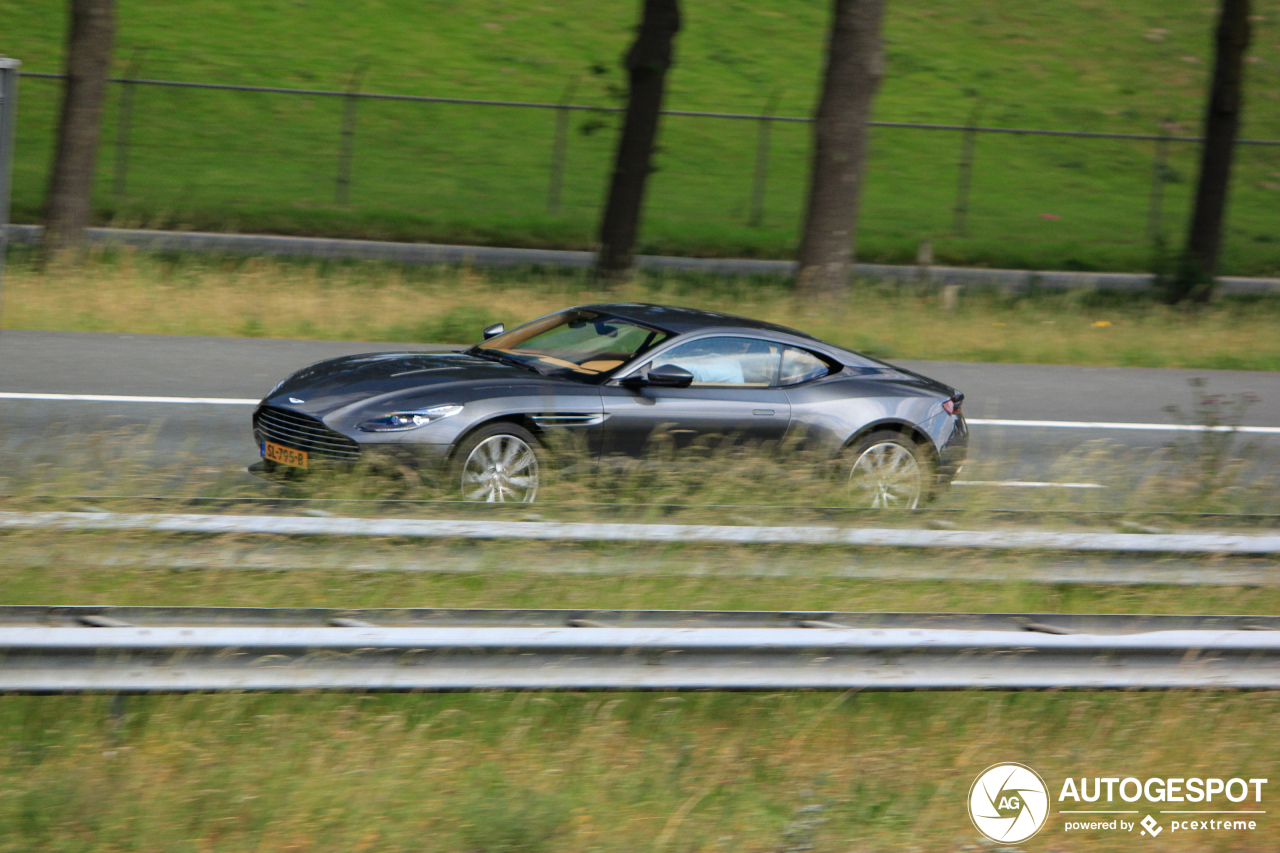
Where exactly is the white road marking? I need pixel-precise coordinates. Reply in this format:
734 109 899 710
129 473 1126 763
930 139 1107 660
0 392 260 405
1 394 1276 435
952 480 1104 489
968 417 1280 434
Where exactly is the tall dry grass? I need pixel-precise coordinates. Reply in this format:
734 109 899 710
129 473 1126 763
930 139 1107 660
2 427 1277 851
2 689 1278 853
5 249 1280 369
2 415 1277 519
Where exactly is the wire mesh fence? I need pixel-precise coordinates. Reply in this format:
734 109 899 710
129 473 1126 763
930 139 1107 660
10 71 1280 273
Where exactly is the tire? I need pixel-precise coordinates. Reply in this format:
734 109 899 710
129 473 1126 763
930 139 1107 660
841 430 932 509
449 422 542 503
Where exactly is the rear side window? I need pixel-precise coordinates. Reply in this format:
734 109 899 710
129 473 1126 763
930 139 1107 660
651 336 782 386
779 347 836 386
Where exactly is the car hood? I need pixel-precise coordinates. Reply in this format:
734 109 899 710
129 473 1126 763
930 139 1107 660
261 351 544 415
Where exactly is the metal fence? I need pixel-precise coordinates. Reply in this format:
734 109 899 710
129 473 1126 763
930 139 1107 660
10 70 1280 264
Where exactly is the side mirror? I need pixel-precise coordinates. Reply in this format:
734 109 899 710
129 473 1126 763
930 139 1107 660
624 363 693 388
482 322 505 340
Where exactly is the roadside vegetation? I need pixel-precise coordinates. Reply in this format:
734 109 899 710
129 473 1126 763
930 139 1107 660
5 0 1280 273
1 383 1276 850
4 687 1278 852
0 426 1278 841
1 537 1279 852
7 250 1280 370
3 408 1277 519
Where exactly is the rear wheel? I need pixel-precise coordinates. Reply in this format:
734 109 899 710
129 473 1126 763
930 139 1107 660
451 423 541 503
842 430 931 509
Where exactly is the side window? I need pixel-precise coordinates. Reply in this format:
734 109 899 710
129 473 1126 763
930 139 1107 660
779 347 836 386
651 337 782 386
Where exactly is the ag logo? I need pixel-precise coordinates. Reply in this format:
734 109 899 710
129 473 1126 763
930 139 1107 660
968 763 1050 844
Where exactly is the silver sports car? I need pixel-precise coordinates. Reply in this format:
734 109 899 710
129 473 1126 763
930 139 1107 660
253 303 967 507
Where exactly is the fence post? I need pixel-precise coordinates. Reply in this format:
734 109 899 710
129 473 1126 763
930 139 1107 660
748 90 779 227
0 57 20 298
112 50 144 198
335 67 365 205
547 77 577 215
952 102 983 237
1146 122 1172 244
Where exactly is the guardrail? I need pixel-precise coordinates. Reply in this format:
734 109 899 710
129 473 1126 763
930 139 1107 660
3 511 1279 555
2 607 1277 693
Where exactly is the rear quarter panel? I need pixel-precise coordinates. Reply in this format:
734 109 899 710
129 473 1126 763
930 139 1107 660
783 375 947 457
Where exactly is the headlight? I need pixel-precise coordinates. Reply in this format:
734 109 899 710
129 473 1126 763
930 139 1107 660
357 404 463 433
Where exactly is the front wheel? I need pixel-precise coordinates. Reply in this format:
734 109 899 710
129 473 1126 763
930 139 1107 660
451 423 541 503
841 430 932 509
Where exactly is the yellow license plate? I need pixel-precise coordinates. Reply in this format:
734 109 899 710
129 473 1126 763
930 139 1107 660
262 440 308 469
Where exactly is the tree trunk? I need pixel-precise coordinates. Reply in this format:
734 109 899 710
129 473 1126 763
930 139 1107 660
596 0 681 279
1169 0 1251 304
43 0 115 262
795 0 886 300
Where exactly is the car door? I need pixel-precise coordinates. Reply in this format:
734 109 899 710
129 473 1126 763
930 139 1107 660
599 335 792 457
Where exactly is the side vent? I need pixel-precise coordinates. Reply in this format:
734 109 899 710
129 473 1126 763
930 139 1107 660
531 413 609 428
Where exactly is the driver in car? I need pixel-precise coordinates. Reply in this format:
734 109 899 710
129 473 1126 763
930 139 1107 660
654 339 749 385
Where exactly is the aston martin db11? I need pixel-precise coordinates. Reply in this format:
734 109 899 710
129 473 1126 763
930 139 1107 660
252 303 967 507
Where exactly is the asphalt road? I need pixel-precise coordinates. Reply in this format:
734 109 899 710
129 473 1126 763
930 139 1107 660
2 329 1278 488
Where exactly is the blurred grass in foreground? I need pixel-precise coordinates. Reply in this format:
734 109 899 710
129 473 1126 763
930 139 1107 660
1 690 1278 853
4 525 1274 853
2 396 1276 517
5 249 1280 369
1 520 1279 850
0 439 1275 524
2 452 1278 851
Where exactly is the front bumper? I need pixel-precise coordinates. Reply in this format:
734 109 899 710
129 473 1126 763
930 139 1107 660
252 404 453 477
250 443 453 481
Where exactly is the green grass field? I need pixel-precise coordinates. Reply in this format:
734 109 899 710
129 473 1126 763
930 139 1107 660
3 0 1280 274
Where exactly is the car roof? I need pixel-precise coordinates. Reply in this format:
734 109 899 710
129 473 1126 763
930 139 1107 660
578 303 819 340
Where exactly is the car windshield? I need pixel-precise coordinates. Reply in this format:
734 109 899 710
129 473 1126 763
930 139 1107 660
471 310 670 380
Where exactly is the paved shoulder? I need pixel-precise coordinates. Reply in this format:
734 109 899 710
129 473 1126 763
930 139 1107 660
2 330 1276 428
894 359 1280 426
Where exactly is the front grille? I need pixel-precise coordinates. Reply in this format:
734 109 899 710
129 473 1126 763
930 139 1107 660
254 406 361 462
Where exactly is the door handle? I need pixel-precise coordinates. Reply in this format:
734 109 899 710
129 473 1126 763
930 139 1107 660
752 409 775 416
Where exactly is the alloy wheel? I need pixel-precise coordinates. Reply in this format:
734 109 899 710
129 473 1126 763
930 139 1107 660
847 441 922 509
461 434 539 502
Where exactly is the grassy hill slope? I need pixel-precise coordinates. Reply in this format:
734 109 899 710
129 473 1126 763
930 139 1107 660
3 0 1279 273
